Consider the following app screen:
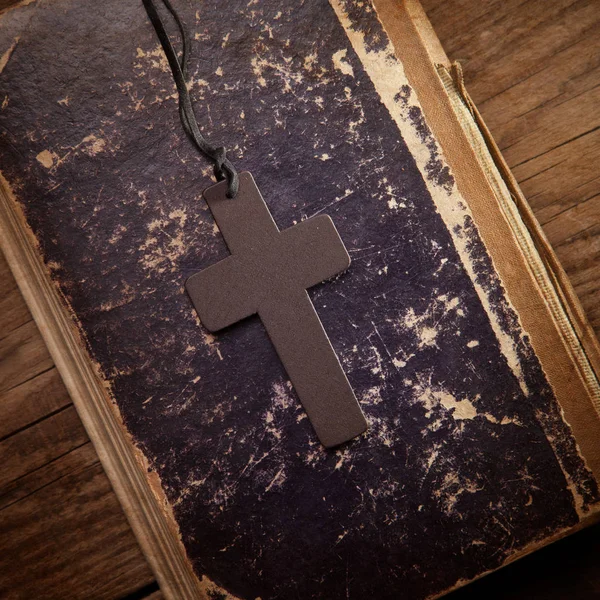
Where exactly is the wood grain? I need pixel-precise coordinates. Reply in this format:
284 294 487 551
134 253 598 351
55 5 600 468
0 0 598 598
0 248 158 598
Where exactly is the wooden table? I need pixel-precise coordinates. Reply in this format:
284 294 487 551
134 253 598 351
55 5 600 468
1 0 598 598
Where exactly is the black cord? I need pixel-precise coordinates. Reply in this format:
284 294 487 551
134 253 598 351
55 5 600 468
142 0 239 198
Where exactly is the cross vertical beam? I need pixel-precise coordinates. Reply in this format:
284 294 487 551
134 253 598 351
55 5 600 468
186 172 367 447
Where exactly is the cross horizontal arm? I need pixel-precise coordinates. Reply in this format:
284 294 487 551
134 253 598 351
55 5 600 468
186 255 257 332
279 215 351 290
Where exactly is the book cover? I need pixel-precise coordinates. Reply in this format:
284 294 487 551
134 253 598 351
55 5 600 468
0 0 599 598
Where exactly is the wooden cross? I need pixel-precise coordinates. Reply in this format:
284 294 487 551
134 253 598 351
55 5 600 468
186 172 367 447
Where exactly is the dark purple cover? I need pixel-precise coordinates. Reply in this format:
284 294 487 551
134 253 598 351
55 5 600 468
0 1 597 598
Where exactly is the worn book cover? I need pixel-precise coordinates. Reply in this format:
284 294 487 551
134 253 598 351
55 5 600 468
1 0 599 599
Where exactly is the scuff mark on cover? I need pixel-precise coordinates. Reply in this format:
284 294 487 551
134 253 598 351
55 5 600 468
330 0 530 398
0 36 19 73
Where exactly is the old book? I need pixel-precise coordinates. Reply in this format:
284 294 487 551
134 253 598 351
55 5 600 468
1 0 599 598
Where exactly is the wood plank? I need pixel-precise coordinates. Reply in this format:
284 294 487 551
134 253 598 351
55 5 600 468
0 252 31 340
0 319 53 393
0 440 95 511
551 224 600 332
0 260 160 598
0 457 156 599
432 0 599 106
0 367 71 440
479 34 600 138
500 82 600 170
0 405 90 488
513 129 600 223
543 193 600 246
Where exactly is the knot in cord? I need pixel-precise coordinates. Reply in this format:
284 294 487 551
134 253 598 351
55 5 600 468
211 147 239 198
143 0 239 198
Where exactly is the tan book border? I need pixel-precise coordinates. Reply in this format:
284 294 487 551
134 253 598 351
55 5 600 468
373 0 600 478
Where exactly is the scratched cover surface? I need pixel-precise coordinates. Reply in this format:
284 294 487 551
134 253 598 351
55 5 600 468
0 1 598 599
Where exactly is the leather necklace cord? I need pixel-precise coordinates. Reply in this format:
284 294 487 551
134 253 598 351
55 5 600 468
142 0 240 198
